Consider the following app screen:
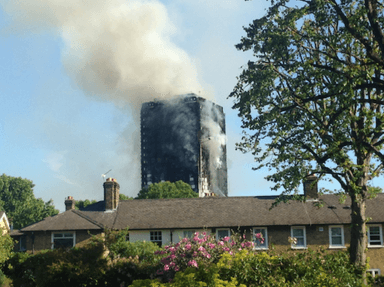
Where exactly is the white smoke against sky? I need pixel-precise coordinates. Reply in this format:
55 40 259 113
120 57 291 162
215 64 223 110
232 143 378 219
1 0 206 109
1 0 228 196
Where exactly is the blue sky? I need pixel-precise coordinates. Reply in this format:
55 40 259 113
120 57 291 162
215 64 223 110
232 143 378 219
0 0 306 212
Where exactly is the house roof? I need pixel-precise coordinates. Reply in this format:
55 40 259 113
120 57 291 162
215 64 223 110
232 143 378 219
17 193 384 233
21 209 110 232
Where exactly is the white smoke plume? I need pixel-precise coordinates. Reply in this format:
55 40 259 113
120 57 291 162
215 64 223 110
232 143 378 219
1 0 227 197
1 0 205 109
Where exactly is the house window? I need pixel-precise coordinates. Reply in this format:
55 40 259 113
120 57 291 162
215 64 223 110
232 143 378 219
329 226 345 248
216 229 230 240
253 227 268 249
291 226 306 248
150 231 162 247
368 225 383 247
183 230 195 239
19 235 26 252
51 232 76 249
367 269 381 278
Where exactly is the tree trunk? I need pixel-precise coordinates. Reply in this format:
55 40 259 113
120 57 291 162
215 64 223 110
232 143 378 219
349 192 367 284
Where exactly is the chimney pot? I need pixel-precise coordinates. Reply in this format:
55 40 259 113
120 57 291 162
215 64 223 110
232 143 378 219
65 196 76 211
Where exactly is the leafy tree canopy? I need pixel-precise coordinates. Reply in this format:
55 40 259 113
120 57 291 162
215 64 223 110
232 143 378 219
136 181 198 199
0 174 59 229
119 193 133 200
230 0 384 276
75 199 98 210
75 194 132 210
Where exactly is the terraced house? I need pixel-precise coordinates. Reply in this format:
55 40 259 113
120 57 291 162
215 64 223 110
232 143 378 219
11 177 384 277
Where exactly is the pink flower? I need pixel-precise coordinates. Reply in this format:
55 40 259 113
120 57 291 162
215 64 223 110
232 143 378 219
170 262 175 267
164 265 170 271
255 233 262 239
185 243 192 250
182 238 189 243
223 247 230 252
243 234 246 239
238 248 242 251
198 246 206 252
193 251 198 257
202 232 207 236
218 241 224 246
223 236 230 242
174 266 180 272
188 260 198 268
231 242 235 246
205 253 211 259
208 243 216 249
170 254 176 260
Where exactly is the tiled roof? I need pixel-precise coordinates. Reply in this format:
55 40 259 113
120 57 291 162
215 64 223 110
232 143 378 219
21 209 108 232
18 194 384 232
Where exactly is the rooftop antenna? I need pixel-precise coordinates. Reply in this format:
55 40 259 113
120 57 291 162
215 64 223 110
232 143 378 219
101 169 112 181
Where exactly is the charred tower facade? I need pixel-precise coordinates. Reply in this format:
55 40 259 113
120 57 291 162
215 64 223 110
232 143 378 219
141 94 227 196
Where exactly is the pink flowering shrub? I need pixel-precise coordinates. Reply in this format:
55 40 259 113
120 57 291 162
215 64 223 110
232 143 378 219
154 231 261 281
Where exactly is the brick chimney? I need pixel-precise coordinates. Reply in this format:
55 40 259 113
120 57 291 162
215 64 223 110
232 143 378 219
104 178 120 210
304 174 318 198
65 196 75 211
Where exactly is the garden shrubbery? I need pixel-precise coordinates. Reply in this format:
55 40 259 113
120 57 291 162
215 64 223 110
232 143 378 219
2 230 367 286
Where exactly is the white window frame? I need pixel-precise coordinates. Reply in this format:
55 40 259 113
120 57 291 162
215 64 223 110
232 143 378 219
253 227 268 249
183 230 196 239
150 231 162 246
367 269 381 278
290 226 307 249
51 231 76 249
328 225 345 248
368 225 383 247
216 228 230 241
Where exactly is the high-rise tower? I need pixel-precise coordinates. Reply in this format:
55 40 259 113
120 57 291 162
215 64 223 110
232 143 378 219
140 94 227 196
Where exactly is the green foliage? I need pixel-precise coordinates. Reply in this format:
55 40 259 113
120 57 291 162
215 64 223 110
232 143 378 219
75 194 132 210
2 229 162 286
0 174 59 229
230 0 384 272
0 230 13 286
0 231 13 265
132 249 362 286
75 199 98 210
92 228 161 262
119 193 133 200
136 181 198 199
3 242 107 287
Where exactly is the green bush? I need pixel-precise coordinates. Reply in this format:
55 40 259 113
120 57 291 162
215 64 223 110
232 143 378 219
2 229 163 286
132 249 363 287
3 241 107 287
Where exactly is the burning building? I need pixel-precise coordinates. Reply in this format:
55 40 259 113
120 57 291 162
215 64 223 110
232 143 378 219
140 94 227 197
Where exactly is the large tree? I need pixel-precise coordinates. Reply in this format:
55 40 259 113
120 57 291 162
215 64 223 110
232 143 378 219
0 174 59 229
136 181 198 199
230 0 384 276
